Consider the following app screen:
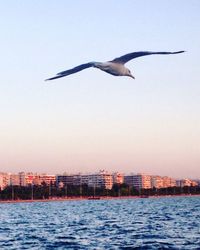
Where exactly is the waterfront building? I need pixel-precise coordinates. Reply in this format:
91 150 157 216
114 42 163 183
0 175 3 190
56 174 74 186
72 174 83 186
57 171 113 189
24 173 35 186
170 178 176 187
176 180 181 187
18 172 26 186
87 170 113 189
151 175 176 189
18 172 56 186
112 172 124 184
124 173 151 189
80 174 90 185
176 179 198 187
162 176 176 188
194 179 200 186
0 173 10 190
191 180 199 186
56 174 82 187
10 174 20 186
151 175 164 189
38 174 56 185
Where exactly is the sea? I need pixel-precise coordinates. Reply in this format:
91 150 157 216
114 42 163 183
0 196 200 249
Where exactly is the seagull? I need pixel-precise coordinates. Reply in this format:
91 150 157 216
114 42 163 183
45 50 185 81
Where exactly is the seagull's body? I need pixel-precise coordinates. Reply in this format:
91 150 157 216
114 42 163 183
46 50 185 81
94 62 129 76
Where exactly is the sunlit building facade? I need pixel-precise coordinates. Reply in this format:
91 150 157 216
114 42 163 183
176 179 198 187
38 174 56 185
112 172 124 184
0 173 10 190
10 174 20 186
162 176 175 188
151 175 164 189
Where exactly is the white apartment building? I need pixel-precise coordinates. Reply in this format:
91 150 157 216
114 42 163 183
87 170 113 190
124 173 151 189
57 171 113 189
56 175 74 186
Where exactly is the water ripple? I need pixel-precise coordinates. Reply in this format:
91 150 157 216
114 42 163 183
0 196 200 249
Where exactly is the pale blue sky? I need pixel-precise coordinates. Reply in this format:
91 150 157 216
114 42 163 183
0 1 200 178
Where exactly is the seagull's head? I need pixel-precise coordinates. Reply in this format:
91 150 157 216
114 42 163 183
126 68 135 79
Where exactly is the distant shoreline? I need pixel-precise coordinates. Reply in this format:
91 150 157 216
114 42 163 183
0 194 200 204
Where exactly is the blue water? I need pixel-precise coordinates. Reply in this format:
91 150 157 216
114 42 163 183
0 196 200 249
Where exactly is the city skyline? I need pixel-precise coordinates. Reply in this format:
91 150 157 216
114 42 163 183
0 167 199 181
1 1 200 178
1 169 198 191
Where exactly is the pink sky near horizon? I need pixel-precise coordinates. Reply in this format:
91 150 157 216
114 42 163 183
1 109 199 179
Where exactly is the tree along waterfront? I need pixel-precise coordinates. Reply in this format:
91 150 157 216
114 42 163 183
0 183 200 201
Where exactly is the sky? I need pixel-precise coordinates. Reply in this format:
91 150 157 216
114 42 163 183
0 1 200 178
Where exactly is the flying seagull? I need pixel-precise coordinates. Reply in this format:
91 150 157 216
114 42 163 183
45 50 185 81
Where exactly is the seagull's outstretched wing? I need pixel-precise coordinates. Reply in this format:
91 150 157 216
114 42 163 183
111 51 185 64
45 62 94 81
